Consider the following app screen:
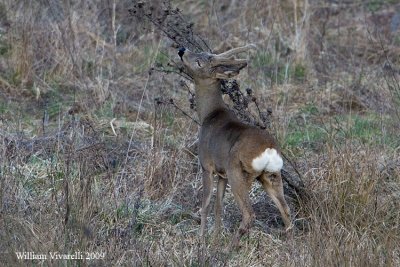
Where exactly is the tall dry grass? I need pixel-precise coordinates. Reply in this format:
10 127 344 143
1 0 400 266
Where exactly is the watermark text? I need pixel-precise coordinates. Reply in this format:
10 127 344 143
15 251 105 261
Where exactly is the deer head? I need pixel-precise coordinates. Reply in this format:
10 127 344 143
178 44 256 82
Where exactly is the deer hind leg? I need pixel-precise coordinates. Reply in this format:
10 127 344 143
200 169 214 237
258 172 292 229
213 176 227 238
228 169 255 248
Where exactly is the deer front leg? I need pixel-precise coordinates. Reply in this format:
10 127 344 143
228 169 255 249
200 169 214 237
258 172 292 229
213 176 227 239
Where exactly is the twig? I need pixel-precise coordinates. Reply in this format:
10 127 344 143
281 151 304 189
155 98 200 126
129 1 209 52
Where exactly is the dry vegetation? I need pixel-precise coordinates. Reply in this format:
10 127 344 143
1 0 400 266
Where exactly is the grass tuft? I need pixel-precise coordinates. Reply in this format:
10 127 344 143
1 0 399 266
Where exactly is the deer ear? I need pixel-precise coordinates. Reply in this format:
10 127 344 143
215 70 239 79
214 62 247 79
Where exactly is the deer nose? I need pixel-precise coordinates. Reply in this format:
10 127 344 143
178 47 186 60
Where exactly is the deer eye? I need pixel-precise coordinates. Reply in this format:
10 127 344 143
196 59 202 67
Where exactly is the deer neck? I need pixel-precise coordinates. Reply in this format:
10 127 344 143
195 80 226 124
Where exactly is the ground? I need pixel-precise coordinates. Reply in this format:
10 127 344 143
0 0 400 266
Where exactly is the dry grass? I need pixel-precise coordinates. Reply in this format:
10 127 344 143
1 0 400 266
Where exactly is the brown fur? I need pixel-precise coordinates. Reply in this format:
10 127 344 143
180 45 291 249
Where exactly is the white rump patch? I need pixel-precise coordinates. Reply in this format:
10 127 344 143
251 148 283 172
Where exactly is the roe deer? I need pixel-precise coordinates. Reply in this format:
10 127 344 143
178 44 291 248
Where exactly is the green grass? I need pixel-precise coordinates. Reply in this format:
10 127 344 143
2 1 400 266
155 51 170 67
394 35 400 46
95 98 115 118
337 114 399 147
0 99 10 114
252 50 273 68
294 64 307 82
0 42 10 56
366 0 384 12
252 50 307 84
300 103 319 116
285 123 326 149
284 111 398 151
134 46 159 73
